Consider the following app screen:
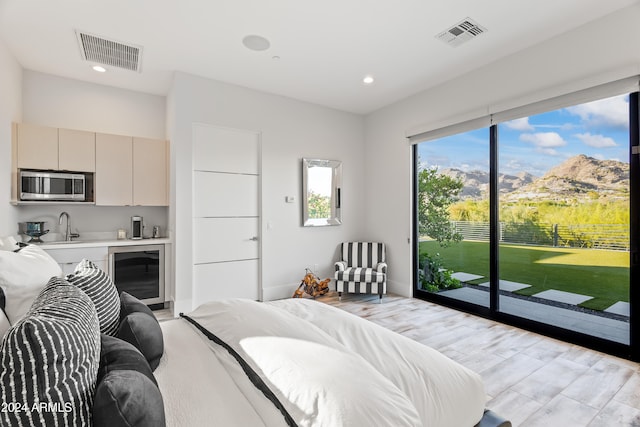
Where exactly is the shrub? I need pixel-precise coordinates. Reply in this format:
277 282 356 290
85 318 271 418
418 252 461 292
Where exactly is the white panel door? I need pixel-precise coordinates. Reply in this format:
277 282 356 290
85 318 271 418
193 125 259 174
193 171 258 217
193 218 259 264
193 260 258 301
192 124 261 304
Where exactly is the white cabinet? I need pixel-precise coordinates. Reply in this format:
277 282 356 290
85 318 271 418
133 137 168 206
96 133 168 206
59 128 95 172
95 133 133 206
45 247 108 276
16 123 58 170
16 123 96 172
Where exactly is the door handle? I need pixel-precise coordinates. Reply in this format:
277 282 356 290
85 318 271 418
249 236 259 241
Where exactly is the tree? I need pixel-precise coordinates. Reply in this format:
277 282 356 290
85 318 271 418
307 191 331 218
418 167 463 246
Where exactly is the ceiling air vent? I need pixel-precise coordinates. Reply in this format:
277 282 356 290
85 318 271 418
75 30 143 72
435 18 487 47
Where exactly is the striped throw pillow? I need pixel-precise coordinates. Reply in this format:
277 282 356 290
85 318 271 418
66 259 120 336
0 277 100 427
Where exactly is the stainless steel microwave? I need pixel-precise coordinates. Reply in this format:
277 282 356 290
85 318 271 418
20 170 86 201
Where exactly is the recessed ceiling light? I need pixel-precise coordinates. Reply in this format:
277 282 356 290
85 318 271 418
363 75 374 85
92 65 106 73
242 35 270 51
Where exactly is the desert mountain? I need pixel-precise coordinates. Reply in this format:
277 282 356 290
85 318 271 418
440 169 536 199
439 155 628 201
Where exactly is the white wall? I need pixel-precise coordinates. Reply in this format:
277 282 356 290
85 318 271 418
167 72 365 312
0 39 22 236
22 70 166 138
12 70 168 237
364 4 640 297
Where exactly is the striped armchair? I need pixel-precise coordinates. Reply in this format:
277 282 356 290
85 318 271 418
334 242 387 302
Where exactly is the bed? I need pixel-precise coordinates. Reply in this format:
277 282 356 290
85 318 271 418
0 241 510 427
154 298 510 427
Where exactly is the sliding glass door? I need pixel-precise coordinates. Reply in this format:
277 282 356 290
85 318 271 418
414 90 637 358
416 128 490 309
497 94 630 345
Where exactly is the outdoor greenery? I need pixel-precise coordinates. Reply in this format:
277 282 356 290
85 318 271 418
417 252 461 292
449 199 629 225
417 167 463 246
307 191 330 218
417 166 630 311
419 240 629 311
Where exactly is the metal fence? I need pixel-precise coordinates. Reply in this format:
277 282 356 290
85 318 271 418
449 221 630 251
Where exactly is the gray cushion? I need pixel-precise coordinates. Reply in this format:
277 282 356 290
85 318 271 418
93 334 164 427
93 370 165 427
98 334 157 386
117 311 164 371
119 291 154 320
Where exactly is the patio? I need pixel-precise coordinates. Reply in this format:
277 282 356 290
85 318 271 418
439 285 629 345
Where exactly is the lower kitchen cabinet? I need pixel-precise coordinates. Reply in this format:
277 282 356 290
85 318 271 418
45 246 108 275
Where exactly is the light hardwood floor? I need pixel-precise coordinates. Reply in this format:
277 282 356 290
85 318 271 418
316 292 640 427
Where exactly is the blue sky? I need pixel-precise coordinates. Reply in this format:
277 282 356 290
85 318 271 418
418 94 630 177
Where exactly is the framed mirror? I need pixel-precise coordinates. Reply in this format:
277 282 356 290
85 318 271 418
302 158 342 226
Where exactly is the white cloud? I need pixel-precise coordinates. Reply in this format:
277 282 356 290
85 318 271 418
574 132 617 148
565 95 628 129
504 117 534 131
520 132 567 148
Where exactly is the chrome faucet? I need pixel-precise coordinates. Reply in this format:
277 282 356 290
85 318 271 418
58 211 80 241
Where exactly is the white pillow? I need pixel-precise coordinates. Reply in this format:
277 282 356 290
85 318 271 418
0 310 9 341
0 244 62 324
0 236 19 252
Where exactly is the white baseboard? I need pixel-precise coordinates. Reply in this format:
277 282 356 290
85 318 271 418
387 279 412 297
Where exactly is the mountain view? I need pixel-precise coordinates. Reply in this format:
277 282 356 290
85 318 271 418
440 154 629 202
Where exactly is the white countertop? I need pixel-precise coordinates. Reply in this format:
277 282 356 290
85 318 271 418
35 237 171 249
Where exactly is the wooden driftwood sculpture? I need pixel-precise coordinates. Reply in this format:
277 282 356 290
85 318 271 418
292 269 331 298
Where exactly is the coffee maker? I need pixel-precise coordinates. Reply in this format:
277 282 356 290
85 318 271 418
131 216 143 239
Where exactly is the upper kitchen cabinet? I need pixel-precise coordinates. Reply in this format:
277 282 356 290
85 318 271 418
16 123 96 172
58 129 95 172
95 133 168 206
95 133 133 206
133 137 168 206
16 123 58 170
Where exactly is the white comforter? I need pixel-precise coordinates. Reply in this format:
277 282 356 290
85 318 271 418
155 298 485 427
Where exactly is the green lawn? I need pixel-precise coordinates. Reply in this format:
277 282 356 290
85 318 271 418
419 240 630 311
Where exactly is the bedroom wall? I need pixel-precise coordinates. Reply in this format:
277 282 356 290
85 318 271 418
0 39 22 237
167 72 366 313
363 3 640 297
14 71 168 235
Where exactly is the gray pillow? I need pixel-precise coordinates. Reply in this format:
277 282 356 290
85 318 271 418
119 291 154 320
93 334 165 427
98 334 157 386
93 370 165 427
117 311 164 371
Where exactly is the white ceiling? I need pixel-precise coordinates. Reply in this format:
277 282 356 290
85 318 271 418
0 0 638 114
